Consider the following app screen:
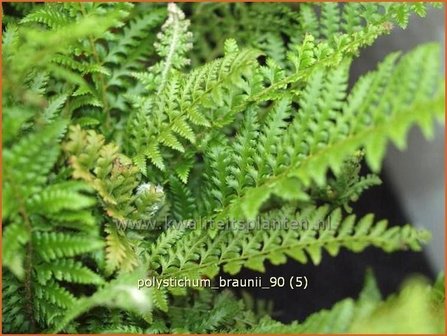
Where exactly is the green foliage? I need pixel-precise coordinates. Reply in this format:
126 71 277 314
2 2 445 334
188 2 434 66
243 271 445 333
149 206 430 279
2 117 102 331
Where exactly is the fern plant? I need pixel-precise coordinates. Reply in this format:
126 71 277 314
2 2 445 334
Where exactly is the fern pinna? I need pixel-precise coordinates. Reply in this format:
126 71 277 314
2 2 445 334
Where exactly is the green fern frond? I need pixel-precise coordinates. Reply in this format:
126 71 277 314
151 287 169 313
36 259 104 285
27 182 96 214
205 43 443 221
50 266 154 333
42 93 68 123
104 7 166 66
35 281 76 309
104 224 140 275
2 271 32 333
312 151 382 211
151 206 430 280
2 2 444 333
168 176 197 221
34 232 103 262
21 4 71 28
154 3 193 89
3 120 66 203
2 222 30 279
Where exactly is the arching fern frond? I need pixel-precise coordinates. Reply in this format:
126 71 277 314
126 41 261 176
202 43 443 221
150 206 430 280
2 2 443 333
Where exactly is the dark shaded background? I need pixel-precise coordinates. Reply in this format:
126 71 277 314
223 169 434 322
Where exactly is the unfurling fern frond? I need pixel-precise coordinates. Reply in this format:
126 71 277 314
153 3 193 91
64 125 165 221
